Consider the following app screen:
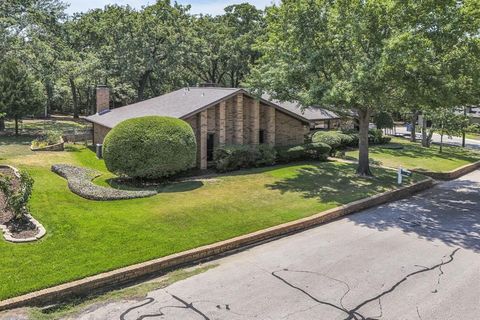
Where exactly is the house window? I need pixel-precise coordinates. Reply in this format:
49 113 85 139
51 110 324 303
259 130 265 144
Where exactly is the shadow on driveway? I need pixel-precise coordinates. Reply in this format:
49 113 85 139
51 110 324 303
349 178 480 252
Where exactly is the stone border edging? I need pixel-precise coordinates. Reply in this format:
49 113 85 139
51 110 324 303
0 177 434 311
412 160 480 180
0 165 47 243
0 214 46 243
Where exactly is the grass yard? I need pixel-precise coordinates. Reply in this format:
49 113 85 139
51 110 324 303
466 133 480 140
346 137 480 172
4 118 90 134
0 136 421 301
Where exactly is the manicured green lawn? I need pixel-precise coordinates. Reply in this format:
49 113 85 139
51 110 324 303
0 137 420 301
466 133 480 140
345 137 480 172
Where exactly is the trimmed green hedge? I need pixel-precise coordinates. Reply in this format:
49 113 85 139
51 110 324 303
276 142 331 163
312 130 391 155
103 116 196 179
213 144 277 172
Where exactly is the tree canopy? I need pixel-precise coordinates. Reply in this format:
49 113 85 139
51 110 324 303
247 0 480 175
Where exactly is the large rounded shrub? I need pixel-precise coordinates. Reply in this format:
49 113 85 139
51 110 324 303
103 116 196 179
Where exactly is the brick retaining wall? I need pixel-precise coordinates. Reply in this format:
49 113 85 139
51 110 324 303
0 178 434 311
413 160 480 180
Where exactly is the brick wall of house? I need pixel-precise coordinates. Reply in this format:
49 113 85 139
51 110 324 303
93 123 111 145
275 110 307 146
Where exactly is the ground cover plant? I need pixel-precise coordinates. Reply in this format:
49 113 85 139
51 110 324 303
0 167 37 238
345 137 480 172
0 135 423 301
51 164 157 200
31 130 63 149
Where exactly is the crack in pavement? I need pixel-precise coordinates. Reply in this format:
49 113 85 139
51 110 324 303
170 294 211 320
119 293 212 320
416 306 423 320
119 298 163 320
272 248 460 320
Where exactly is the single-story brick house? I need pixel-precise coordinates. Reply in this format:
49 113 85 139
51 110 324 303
86 86 311 169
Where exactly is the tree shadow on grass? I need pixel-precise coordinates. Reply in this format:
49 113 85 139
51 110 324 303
266 163 398 204
348 177 480 252
105 177 204 194
370 143 479 163
0 135 33 146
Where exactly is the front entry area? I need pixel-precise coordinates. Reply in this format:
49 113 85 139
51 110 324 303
207 133 215 162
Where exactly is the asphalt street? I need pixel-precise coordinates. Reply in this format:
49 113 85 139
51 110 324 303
64 170 480 320
394 126 480 151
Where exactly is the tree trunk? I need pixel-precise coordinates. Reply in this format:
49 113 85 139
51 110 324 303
137 70 152 102
410 111 418 142
45 81 53 118
440 133 444 153
0 117 5 131
421 116 429 147
357 108 372 176
14 115 19 136
69 77 79 119
462 107 467 148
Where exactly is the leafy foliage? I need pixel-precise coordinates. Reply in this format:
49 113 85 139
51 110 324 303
31 130 63 148
373 111 394 130
0 58 43 135
213 144 277 172
275 143 331 163
0 170 34 220
103 116 197 179
247 0 480 175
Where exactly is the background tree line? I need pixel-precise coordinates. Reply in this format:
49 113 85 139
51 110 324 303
0 0 265 123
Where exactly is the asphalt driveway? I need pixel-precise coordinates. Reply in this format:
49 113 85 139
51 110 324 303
7 171 480 320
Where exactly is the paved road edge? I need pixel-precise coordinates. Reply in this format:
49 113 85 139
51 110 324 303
0 178 435 311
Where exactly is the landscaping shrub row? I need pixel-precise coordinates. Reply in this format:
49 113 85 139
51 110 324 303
52 164 157 200
312 129 391 155
214 142 331 172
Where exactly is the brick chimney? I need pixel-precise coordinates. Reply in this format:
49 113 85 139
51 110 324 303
96 85 110 114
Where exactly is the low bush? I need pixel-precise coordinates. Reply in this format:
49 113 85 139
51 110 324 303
31 130 63 148
276 142 331 162
312 131 342 152
103 116 196 179
214 144 277 172
0 170 34 220
276 145 306 163
257 144 277 166
304 142 331 161
312 129 390 154
312 131 354 155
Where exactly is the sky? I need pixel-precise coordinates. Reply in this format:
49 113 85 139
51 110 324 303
65 0 279 16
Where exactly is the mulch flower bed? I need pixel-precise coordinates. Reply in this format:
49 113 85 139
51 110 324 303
0 166 40 240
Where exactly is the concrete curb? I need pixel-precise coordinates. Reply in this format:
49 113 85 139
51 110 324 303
413 160 480 180
0 177 434 311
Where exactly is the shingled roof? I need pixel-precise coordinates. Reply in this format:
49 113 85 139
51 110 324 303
262 95 341 121
86 87 309 128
